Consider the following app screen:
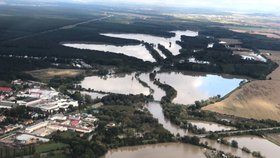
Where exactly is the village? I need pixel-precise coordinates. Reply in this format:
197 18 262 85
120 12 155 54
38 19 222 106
0 79 100 146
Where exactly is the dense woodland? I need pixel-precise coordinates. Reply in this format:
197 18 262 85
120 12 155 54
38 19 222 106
1 5 279 80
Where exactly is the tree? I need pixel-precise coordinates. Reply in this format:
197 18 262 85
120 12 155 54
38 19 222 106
231 140 238 148
242 147 251 153
85 94 94 105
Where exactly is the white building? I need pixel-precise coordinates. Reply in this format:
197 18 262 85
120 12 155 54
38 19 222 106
49 114 67 121
25 121 49 133
16 134 49 144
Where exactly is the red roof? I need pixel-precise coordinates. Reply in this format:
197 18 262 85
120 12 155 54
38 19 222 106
0 87 12 92
70 120 80 126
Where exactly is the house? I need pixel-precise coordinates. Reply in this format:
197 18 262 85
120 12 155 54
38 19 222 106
49 114 67 121
11 79 23 85
17 97 42 106
0 101 18 109
0 87 12 93
16 134 49 144
0 115 6 122
25 121 49 133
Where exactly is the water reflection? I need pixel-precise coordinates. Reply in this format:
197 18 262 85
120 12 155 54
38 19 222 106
63 43 155 62
156 72 243 105
138 73 165 101
146 102 189 136
101 30 198 56
188 120 235 132
226 136 280 158
63 30 199 62
81 73 150 95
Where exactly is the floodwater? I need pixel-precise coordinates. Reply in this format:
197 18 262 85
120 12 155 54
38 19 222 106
102 143 206 158
81 91 107 100
146 102 189 136
101 30 198 56
226 136 280 158
155 72 244 105
63 43 155 62
188 120 235 132
63 30 198 62
138 73 165 101
146 102 253 158
81 73 150 95
81 71 244 105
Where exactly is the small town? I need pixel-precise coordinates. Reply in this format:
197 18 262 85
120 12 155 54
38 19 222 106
0 79 99 149
1 1 280 158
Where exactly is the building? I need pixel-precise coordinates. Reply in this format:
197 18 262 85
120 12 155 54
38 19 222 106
0 101 18 109
25 121 49 133
16 134 49 144
17 97 42 106
0 115 6 122
47 125 67 132
49 114 67 121
0 87 12 93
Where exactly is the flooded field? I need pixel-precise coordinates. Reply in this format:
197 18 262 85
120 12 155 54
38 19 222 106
81 91 107 100
81 73 150 95
138 73 165 101
155 72 244 105
101 30 198 56
81 71 244 105
63 43 155 62
63 30 198 62
188 120 235 132
102 143 206 158
146 102 188 136
226 136 280 158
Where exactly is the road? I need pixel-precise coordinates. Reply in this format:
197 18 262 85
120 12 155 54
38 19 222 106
5 15 113 42
200 126 280 138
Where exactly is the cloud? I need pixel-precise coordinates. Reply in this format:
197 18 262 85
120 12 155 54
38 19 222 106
0 0 6 5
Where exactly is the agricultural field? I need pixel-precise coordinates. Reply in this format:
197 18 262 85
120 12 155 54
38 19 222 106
27 68 85 82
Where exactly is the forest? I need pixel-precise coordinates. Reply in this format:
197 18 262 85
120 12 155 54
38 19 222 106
0 5 279 81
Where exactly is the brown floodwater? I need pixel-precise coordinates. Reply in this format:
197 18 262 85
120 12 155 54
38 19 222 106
81 73 150 95
101 143 206 158
226 136 280 158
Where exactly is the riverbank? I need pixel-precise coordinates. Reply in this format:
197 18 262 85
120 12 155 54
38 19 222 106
203 50 280 121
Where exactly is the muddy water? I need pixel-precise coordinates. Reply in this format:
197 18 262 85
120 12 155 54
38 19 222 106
102 143 206 158
156 72 244 105
101 30 198 56
63 43 155 62
81 91 107 100
226 136 280 158
146 102 189 136
63 30 198 62
146 102 253 158
138 73 165 101
189 120 235 132
81 73 150 95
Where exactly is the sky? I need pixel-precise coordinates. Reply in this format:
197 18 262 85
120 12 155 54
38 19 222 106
71 0 280 12
1 0 280 13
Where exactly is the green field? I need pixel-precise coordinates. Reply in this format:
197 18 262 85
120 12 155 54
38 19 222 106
35 142 69 154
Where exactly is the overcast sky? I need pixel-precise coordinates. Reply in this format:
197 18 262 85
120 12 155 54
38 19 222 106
2 0 280 13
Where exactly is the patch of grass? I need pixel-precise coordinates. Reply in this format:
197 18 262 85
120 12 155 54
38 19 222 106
35 142 69 154
27 68 84 82
45 154 68 158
